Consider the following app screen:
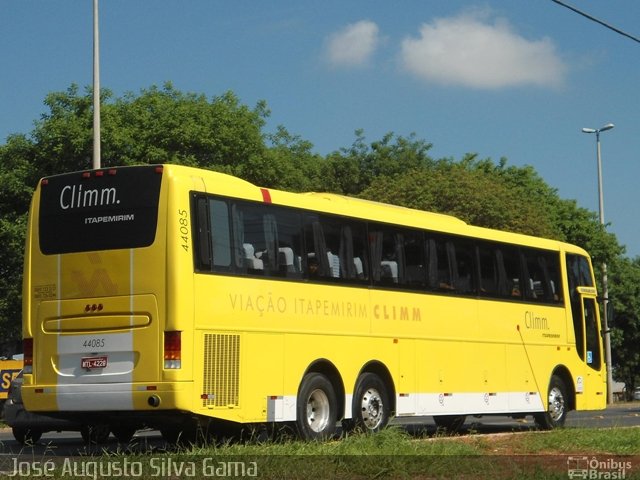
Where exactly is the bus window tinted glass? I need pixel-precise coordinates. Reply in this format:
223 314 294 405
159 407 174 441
403 231 426 288
211 200 232 269
478 243 500 296
523 249 562 303
370 226 424 288
39 166 162 254
236 203 302 278
453 242 475 294
566 254 595 296
433 238 454 291
304 215 368 282
584 298 602 370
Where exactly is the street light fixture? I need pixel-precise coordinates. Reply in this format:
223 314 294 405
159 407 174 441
581 122 614 405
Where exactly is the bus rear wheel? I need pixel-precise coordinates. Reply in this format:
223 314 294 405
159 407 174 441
534 374 569 430
12 427 42 445
296 372 337 441
111 426 137 444
353 373 390 433
81 424 110 444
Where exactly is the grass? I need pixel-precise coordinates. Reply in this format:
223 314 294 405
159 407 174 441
2 426 639 479
179 422 640 456
187 426 640 479
133 426 640 479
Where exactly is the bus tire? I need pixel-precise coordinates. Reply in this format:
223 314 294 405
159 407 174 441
296 372 337 441
433 415 466 433
81 424 110 445
160 427 200 446
353 373 390 433
12 426 42 445
111 426 137 444
534 374 569 430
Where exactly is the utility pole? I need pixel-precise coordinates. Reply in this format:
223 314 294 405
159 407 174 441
582 123 615 404
92 0 101 169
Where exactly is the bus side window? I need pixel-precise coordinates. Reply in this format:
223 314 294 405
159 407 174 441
522 249 562 303
381 231 401 285
523 250 543 300
478 244 523 299
234 202 265 275
453 242 476 295
338 221 369 282
425 238 438 289
210 199 232 271
567 254 594 289
306 215 369 283
349 222 369 281
194 196 212 271
432 238 455 291
404 231 426 289
371 226 406 286
545 253 562 302
270 208 302 278
499 247 522 298
478 243 499 296
304 217 331 279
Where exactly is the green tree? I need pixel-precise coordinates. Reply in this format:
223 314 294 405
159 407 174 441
0 135 41 353
608 256 640 397
360 154 556 237
244 125 324 191
322 130 433 194
0 84 273 351
104 84 269 171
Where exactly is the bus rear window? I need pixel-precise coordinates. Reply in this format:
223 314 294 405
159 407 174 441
39 166 163 254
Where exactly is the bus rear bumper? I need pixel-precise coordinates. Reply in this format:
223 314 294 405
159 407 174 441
22 381 191 413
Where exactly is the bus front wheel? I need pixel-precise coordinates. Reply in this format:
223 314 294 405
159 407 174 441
534 374 569 430
353 373 390 433
296 372 337 441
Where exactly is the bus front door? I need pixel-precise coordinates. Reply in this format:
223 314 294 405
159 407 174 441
576 292 606 409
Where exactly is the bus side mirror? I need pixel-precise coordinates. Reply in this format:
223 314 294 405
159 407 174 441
606 301 615 328
600 297 614 334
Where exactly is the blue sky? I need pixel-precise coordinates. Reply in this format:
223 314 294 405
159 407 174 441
2 1 639 257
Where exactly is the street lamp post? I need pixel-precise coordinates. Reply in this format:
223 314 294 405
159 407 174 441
581 122 614 404
92 0 101 170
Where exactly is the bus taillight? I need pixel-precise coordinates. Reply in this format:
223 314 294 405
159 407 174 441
23 338 33 374
164 331 181 369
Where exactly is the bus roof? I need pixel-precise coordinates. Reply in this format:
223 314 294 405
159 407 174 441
171 165 586 255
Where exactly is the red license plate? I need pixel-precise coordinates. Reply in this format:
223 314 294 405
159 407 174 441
81 356 108 369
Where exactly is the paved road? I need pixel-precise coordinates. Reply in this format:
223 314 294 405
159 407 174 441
0 402 638 457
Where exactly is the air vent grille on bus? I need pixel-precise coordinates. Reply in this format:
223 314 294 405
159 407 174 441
202 333 240 408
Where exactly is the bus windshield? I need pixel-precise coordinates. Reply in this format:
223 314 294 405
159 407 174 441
38 166 162 254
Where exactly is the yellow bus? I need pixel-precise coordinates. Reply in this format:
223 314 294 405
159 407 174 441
21 164 606 442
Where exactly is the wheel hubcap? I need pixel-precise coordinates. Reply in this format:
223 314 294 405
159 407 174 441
360 387 384 430
548 386 565 422
306 388 330 432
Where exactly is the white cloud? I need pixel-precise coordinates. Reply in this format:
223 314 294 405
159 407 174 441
325 20 380 68
400 11 567 89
